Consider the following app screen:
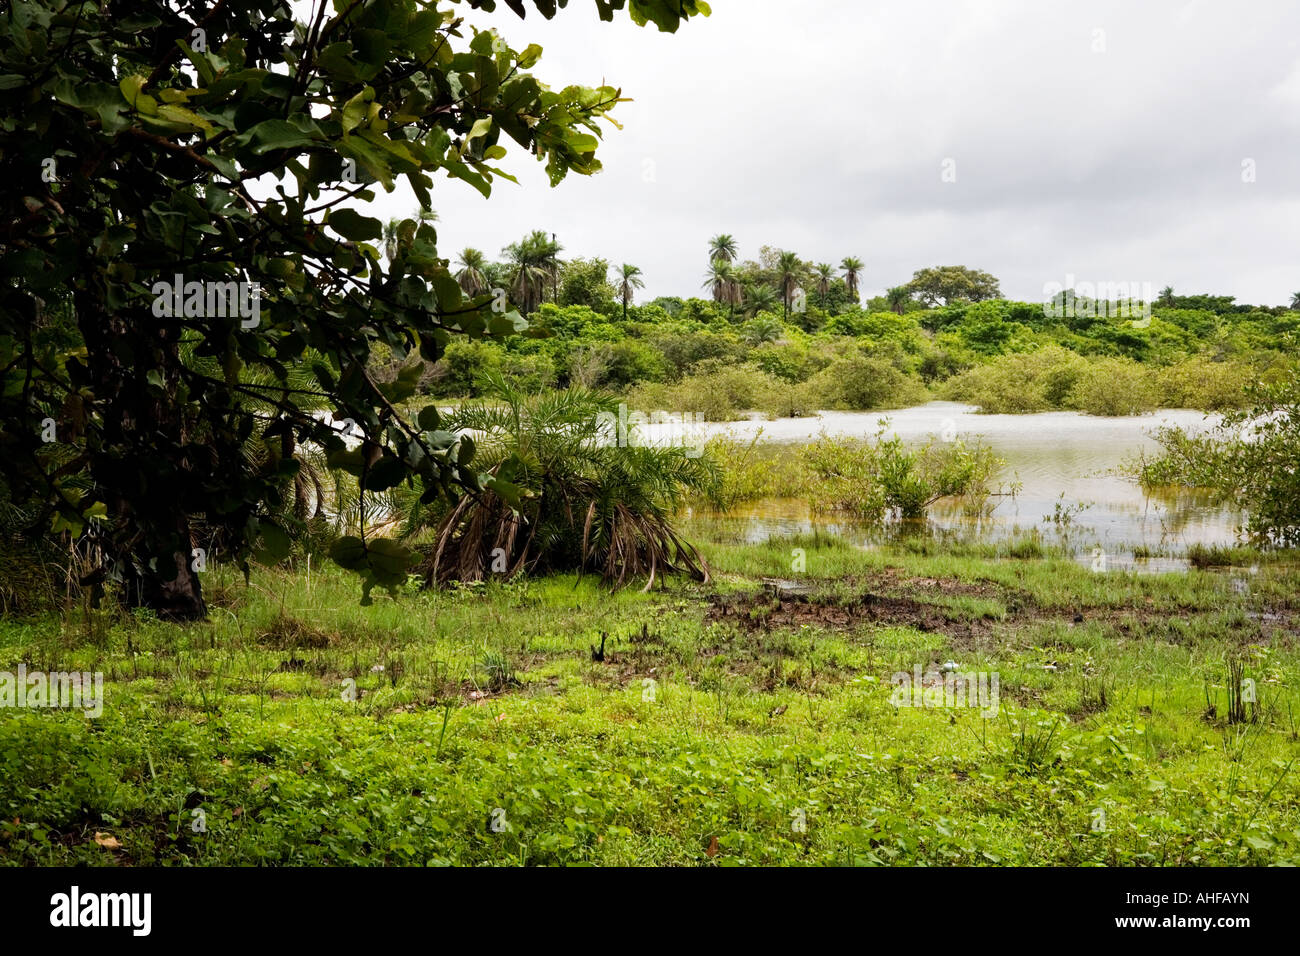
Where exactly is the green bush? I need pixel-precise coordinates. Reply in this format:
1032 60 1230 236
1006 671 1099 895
1067 357 1159 416
810 353 929 411
802 428 1006 520
626 361 783 421
1157 355 1253 411
941 346 1088 414
1138 372 1300 545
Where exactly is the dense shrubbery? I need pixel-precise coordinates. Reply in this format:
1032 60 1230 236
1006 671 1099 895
377 261 1296 422
419 292 1295 420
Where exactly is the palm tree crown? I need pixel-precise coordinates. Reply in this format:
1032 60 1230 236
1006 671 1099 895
708 233 738 264
454 248 489 297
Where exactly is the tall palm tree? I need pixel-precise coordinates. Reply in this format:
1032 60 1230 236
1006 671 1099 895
813 263 835 308
502 230 562 315
703 258 727 304
885 286 911 315
841 256 864 303
1290 291 1300 310
454 248 489 297
775 250 803 320
703 260 743 319
615 263 645 321
1158 285 1175 308
722 262 742 319
708 233 738 265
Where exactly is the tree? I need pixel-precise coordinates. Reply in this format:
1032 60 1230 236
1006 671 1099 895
775 250 804 320
703 258 728 304
503 229 563 316
813 263 835 309
1158 286 1176 308
614 263 644 321
742 315 783 346
559 257 617 314
0 0 708 617
702 258 741 318
907 266 1002 307
885 286 912 315
744 282 779 317
841 256 864 303
454 249 490 298
708 233 738 264
1290 292 1300 310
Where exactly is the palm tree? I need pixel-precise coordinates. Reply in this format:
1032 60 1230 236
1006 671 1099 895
454 248 489 297
703 258 729 304
742 316 783 346
814 263 835 308
775 250 803 320
1158 285 1175 308
721 262 742 319
416 374 719 589
708 233 738 264
614 263 645 321
1290 291 1300 310
744 282 779 317
841 256 864 303
703 257 743 315
502 230 562 315
885 285 911 315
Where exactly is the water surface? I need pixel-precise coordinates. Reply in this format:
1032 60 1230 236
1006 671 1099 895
642 401 1243 557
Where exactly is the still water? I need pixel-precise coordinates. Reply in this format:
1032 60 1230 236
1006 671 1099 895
640 401 1244 559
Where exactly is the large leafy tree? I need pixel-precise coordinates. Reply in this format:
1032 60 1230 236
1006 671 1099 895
907 265 1002 307
0 0 708 618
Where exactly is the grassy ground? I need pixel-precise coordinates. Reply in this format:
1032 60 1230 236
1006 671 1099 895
1 530 1298 866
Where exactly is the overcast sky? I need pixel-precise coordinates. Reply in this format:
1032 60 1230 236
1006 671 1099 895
362 0 1300 306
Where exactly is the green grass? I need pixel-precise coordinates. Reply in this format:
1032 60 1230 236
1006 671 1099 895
1 534 1299 866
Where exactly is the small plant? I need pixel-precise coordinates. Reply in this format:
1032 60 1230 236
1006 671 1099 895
1007 713 1063 774
478 647 519 693
1045 493 1091 529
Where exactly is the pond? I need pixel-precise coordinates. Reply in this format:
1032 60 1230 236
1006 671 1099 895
638 401 1244 562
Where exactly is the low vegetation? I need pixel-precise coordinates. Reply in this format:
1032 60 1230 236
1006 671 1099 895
3 533 1297 866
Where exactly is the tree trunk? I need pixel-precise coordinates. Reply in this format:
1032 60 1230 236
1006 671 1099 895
76 290 207 620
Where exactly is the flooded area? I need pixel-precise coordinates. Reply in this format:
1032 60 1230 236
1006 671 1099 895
642 401 1244 560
